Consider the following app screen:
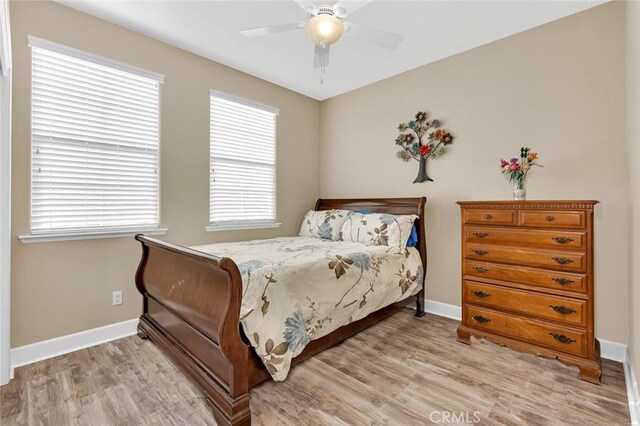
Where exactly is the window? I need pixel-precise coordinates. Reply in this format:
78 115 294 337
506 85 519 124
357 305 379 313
208 91 279 231
23 36 165 241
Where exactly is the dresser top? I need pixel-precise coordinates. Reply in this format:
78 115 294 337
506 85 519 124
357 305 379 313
457 200 599 209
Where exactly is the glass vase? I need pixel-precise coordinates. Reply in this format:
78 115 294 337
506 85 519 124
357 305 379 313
513 180 526 201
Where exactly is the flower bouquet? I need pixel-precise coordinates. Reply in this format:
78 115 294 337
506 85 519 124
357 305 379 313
500 147 542 200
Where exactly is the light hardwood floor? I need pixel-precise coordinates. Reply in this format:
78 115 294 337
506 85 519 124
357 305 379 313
0 310 631 425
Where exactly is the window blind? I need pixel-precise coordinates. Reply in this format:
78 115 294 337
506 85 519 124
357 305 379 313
30 39 162 234
210 92 278 226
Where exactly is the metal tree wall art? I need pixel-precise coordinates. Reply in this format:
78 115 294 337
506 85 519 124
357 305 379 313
395 111 454 183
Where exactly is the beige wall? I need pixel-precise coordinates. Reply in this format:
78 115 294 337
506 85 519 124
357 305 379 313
9 0 320 347
626 0 640 376
320 2 629 343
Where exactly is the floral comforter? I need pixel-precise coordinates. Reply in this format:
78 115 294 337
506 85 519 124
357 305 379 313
191 236 423 381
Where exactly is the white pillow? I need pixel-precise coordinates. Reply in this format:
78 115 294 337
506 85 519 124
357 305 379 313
298 209 350 240
339 212 417 253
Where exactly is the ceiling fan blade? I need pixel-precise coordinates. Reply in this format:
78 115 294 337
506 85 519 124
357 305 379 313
313 43 330 69
294 0 317 15
240 22 306 38
344 22 403 49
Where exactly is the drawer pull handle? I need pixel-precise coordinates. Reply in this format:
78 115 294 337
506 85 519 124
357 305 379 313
549 333 576 344
474 266 488 273
473 232 488 239
552 277 575 285
483 214 493 220
552 257 574 265
552 237 574 245
549 305 576 315
546 215 555 222
471 315 491 324
471 290 491 298
473 249 489 256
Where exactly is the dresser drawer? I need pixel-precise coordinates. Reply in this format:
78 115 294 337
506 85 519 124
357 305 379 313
463 209 516 226
464 260 588 294
466 244 585 272
519 210 586 229
465 226 586 251
464 281 587 327
465 305 587 357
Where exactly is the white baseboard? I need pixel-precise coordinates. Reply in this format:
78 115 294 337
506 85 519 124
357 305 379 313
599 339 629 363
424 299 462 321
626 348 640 426
9 318 138 379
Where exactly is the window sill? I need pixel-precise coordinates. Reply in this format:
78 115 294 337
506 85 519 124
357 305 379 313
18 227 168 244
205 222 281 232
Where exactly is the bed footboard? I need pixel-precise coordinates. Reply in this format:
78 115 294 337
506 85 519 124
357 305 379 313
134 235 250 426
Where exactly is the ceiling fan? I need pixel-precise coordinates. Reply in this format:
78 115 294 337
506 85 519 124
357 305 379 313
240 0 404 82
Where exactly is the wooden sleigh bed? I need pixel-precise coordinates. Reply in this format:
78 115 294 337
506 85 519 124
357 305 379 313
134 197 427 425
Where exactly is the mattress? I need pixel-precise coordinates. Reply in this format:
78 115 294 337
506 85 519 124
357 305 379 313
192 236 423 381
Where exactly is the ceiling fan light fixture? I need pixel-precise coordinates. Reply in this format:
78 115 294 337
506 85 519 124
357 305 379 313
305 13 344 45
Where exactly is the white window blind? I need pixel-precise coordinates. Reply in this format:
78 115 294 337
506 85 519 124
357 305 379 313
209 91 278 227
29 37 162 235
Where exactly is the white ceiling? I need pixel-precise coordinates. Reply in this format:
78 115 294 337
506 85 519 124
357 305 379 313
55 0 606 100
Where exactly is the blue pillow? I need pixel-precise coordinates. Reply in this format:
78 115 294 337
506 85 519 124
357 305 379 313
406 224 418 248
357 209 418 248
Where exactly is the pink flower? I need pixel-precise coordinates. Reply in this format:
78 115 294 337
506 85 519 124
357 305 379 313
500 160 509 168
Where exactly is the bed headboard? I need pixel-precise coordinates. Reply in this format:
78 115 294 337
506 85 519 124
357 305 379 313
314 197 427 291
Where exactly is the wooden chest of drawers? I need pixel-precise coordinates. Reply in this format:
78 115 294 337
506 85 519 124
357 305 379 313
456 201 600 383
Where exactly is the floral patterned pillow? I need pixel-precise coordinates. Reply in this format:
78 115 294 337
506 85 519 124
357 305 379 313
298 209 350 240
339 212 418 253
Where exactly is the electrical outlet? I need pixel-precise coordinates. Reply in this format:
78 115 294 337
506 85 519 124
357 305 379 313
112 290 123 306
